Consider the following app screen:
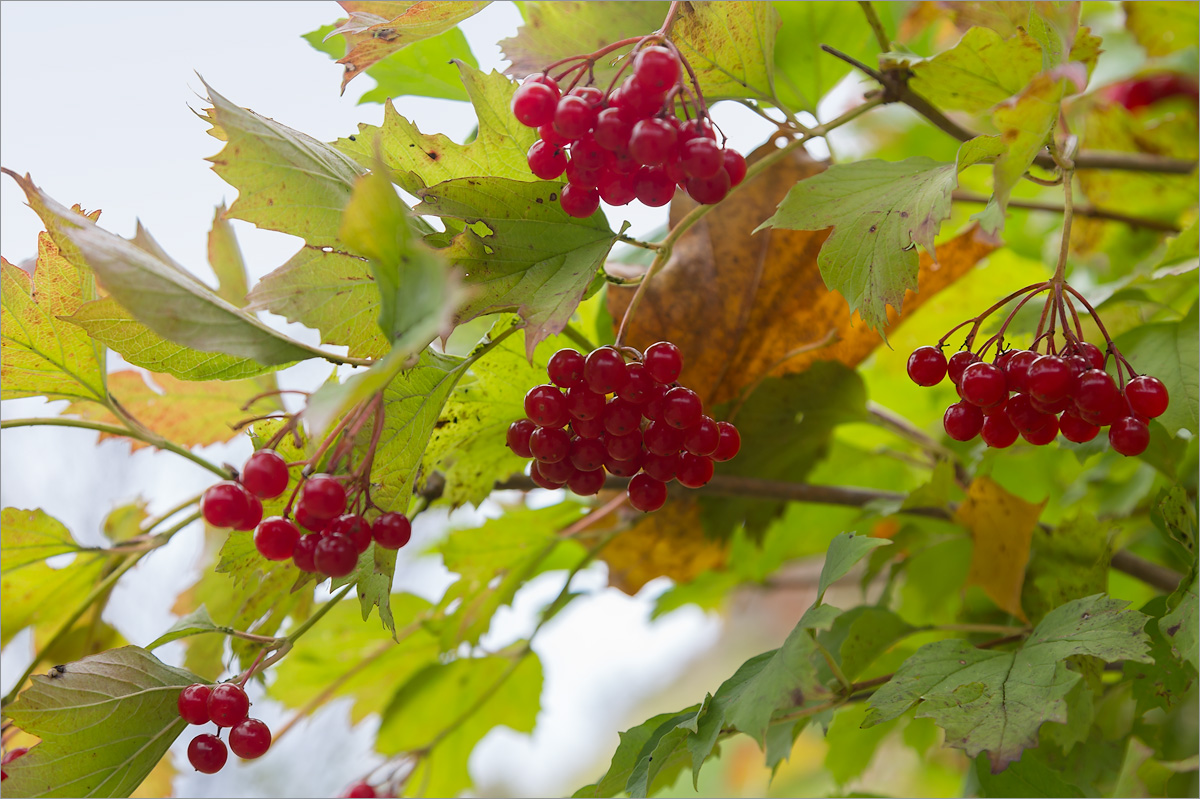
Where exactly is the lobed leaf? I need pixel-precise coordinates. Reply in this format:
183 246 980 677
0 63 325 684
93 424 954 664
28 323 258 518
1113 300 1199 438
670 1 779 102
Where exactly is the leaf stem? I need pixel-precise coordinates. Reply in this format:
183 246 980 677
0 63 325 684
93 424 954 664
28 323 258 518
857 2 891 51
616 233 662 251
562 323 598 353
950 190 1180 232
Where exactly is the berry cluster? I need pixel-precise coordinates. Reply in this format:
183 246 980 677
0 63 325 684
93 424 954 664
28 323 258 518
511 43 747 217
177 682 270 774
507 342 741 512
907 282 1169 456
201 450 413 579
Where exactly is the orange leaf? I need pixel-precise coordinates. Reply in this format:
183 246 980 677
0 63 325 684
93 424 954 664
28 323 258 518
601 499 728 595
956 476 1046 621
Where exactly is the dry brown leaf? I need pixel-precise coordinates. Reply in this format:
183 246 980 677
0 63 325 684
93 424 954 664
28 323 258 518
602 499 727 595
957 476 1047 621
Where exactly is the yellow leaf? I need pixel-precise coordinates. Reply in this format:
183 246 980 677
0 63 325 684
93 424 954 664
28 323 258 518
601 499 728 595
956 476 1046 621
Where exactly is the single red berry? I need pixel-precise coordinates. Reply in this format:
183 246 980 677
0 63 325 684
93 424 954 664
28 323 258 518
548 349 586 388
679 138 723 179
315 533 358 577
570 414 606 439
1125 375 1169 419
568 86 604 108
604 430 643 461
208 683 250 728
1060 410 1100 443
1004 394 1050 434
569 436 608 472
567 468 606 496
722 150 747 186
1022 415 1059 445
229 718 272 760
642 451 679 482
201 481 251 529
629 119 679 166
679 118 716 142
327 514 372 554
539 122 569 147
188 734 228 774
980 413 1019 448
1004 350 1039 393
643 341 684 384
947 351 980 385
682 417 719 457
525 384 569 427
1030 394 1072 415
538 457 575 483
292 533 320 572
178 684 213 725
943 401 983 441
529 461 566 489
676 453 715 488
233 491 263 532
907 346 947 387
566 385 607 421
255 517 301 562
584 347 629 394
1077 341 1106 370
643 420 683 456
373 512 412 550
506 418 537 458
553 95 597 140
512 82 558 127
643 384 667 420
633 46 680 92
570 136 606 172
344 783 377 798
604 147 639 174
241 449 289 499
959 362 1008 408
300 475 346 521
616 362 657 404
628 474 668 512
594 107 633 152
1063 354 1090 381
712 421 741 462
294 501 330 534
993 349 1017 372
685 169 731 204
560 183 600 217
530 426 570 463
614 75 665 120
604 451 644 477
665 158 687 187
526 73 561 98
598 169 637 205
634 166 675 207
527 140 568 180
662 387 703 429
1074 370 1124 421
603 399 643 436
1027 355 1074 403
1109 416 1150 456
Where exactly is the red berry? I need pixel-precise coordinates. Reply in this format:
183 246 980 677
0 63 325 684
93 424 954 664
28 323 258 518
344 783 377 799
643 341 683 384
598 169 637 205
568 86 604 108
1060 410 1100 443
634 166 675 207
327 514 372 554
570 414 605 439
178 684 213 725
506 418 536 458
634 46 680 92
685 169 731 204
569 436 608 472
616 362 657 404
539 122 570 147
530 426 570 463
643 385 667 420
679 138 723 179
229 718 272 760
538 457 575 483
628 474 668 512
682 416 719 456
255 517 301 562
907 346 947 387
603 399 642 436
234 491 264 532
300 475 346 521
553 95 597 140
570 135 606 171
642 451 679 482
943 401 983 441
315 533 358 577
188 734 228 774
208 683 250 727
201 481 251 529
1022 415 1059 445
512 82 558 127
947 351 981 385
1109 416 1150 456
1077 341 1105 370
1030 393 1072 415
527 140 568 179
662 387 703 429
1075 370 1123 422
594 108 633 152
604 147 639 175
294 501 329 534
722 150 747 186
548 349 586 388
604 430 643 461
1125 375 1169 418
676 453 715 488
584 347 629 394
566 385 607 420
526 73 561 98
1027 355 1074 403
560 183 600 217
615 75 665 120
980 413 1019 448
373 512 412 550
679 118 716 142
1005 394 1052 435
1004 350 1039 393
292 533 320 572
566 157 599 187
529 461 565 490
604 451 644 477
712 421 741 462
629 118 679 166
959 362 1008 408
525 384 569 427
241 449 289 499
567 468 606 496
643 420 683 455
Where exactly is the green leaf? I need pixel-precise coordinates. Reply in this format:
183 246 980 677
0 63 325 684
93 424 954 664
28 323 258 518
1 233 106 402
1153 485 1197 564
906 27 1050 114
816 532 893 603
303 24 478 104
144 605 225 651
817 605 914 680
866 594 1152 771
1159 220 1199 269
415 177 617 356
207 203 249 306
202 80 363 246
1020 513 1112 625
573 707 699 798
1113 301 1199 437
2 647 199 798
758 137 1002 329
1161 569 1198 669
1124 596 1196 714
1 507 86 572
245 247 390 359
1124 1 1200 57
823 703 895 787
100 501 148 544
796 603 843 632
338 63 539 194
973 749 1086 797
670 1 779 102
377 653 543 798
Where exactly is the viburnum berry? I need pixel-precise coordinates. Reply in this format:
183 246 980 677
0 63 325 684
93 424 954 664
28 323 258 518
1125 375 1169 419
529 461 566 489
980 413 1020 448
1005 394 1050 435
526 73 561 97
527 140 568 180
643 419 683 455
685 169 731 205
943 401 983 441
539 122 569 147
241 449 289 499
680 118 716 142
560 183 600 218
208 683 250 728
1109 416 1150 456
907 346 947 387
603 399 642 436
294 501 330 534
567 468 605 496
594 108 633 152
566 157 601 188
712 421 741 462
315 533 358 577
178 684 213 725
548 349 586 388
679 137 723 179
629 119 678 166
571 414 605 439
188 734 228 774
634 166 675 207
643 341 683 384
1022 416 1059 446
229 718 272 760
1060 410 1100 443
553 95 597 140
233 492 263 532
676 453 714 488
539 457 575 484
569 436 608 472
643 386 667 420
255 517 300 562
569 85 604 107
604 430 643 461
506 418 537 458
959 362 1008 408
525 384 569 427
292 534 320 572
300 475 346 521
511 82 558 127
1003 350 1039 393
628 473 668 512
373 512 412 550
530 426 570 462
344 783 378 799
615 362 656 405
1078 341 1106 370
584 347 629 394
662 387 703 429
327 514 372 554
633 45 680 92
598 169 638 205
946 351 979 385
201 481 251 529
1027 355 1074 403
683 416 719 457
604 452 643 477
722 150 747 187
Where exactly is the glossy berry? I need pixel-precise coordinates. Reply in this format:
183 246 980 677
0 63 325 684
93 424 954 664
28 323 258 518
1004 394 1050 435
553 95 597 140
539 457 575 483
539 122 569 147
1109 416 1150 456
255 517 301 562
327 514 372 554
1022 415 1059 445
208 683 250 728
603 399 642 436
300 475 347 521
292 534 320 572
643 386 667 421
959 362 1008 408
315 533 358 577
527 140 568 179
234 492 263 532
1106 73 1200 110
345 783 378 799
529 461 565 489
241 449 289 499
1027 355 1073 403
642 451 679 482
980 413 1019 448
1125 375 1169 419
560 183 600 218
628 474 668 512
512 82 558 127
229 718 272 760
679 118 716 142
604 430 643 461
178 684 213 725
1078 341 1106 370
525 384 569 427
683 416 720 457
629 119 678 166
530 426 570 462
201 481 251 529
946 351 979 385
294 501 330 534
943 401 983 441
722 150 747 186
1003 350 1039 393
569 436 607 472
643 341 683 384
907 346 947 387
676 453 715 488
634 166 675 207
565 158 601 189
526 73 561 98
506 418 536 458
604 452 643 477
1074 370 1122 415
567 468 606 496
615 362 655 404
566 385 607 421
571 414 605 439
633 46 680 92
1060 410 1100 443
188 734 228 774
584 347 629 394
373 512 412 550
569 86 604 107
662 387 703 429
685 169 731 204
612 78 664 121
679 137 723 179
594 108 633 152
598 169 637 205
548 349 586 388
712 421 741 462
643 420 683 456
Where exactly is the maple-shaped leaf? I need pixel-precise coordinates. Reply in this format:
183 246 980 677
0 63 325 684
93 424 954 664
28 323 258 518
865 594 1152 772
759 136 1003 332
1 232 106 403
328 0 489 91
415 177 617 356
337 63 539 193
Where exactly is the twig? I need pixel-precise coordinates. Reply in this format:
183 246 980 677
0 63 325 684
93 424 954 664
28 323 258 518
951 190 1181 232
857 2 891 51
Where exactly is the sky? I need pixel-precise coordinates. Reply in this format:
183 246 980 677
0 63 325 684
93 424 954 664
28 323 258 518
0 3 825 796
